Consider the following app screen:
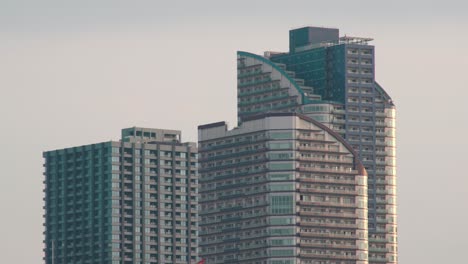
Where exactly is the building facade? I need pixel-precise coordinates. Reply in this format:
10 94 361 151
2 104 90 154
237 27 397 263
198 113 369 264
43 127 199 264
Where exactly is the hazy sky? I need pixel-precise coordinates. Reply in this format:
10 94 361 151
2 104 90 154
1 1 467 263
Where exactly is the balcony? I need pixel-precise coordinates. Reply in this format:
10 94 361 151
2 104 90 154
237 69 266 78
300 221 357 229
238 94 291 107
299 177 356 185
299 187 357 196
298 167 358 175
300 242 357 250
238 78 273 88
297 156 353 164
299 210 358 218
300 252 358 260
369 247 389 253
369 237 391 243
298 200 357 208
297 145 348 154
369 257 389 263
238 86 286 97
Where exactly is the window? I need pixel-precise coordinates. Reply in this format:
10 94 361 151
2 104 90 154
270 217 294 225
270 183 294 191
269 227 296 236
269 173 294 181
270 132 293 139
269 142 293 149
269 162 294 171
269 152 293 160
270 195 294 214
270 239 294 246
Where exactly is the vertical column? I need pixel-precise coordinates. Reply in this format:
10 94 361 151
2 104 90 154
171 144 177 263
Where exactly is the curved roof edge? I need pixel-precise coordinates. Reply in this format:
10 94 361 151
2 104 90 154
237 51 310 104
296 113 367 176
244 112 368 177
375 81 395 106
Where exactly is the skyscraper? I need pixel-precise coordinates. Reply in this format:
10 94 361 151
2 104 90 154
198 113 369 263
237 27 397 263
43 127 199 264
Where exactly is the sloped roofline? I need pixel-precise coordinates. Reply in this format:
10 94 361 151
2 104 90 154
375 81 395 106
237 51 310 104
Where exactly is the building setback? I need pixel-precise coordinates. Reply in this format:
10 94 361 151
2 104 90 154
237 26 397 263
198 113 369 264
43 127 199 264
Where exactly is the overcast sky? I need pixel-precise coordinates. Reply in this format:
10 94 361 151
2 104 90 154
1 0 467 263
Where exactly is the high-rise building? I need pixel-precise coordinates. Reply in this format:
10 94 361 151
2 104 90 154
198 113 369 264
43 127 199 264
237 26 397 263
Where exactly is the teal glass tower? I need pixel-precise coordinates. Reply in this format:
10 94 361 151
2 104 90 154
43 127 199 264
237 27 397 263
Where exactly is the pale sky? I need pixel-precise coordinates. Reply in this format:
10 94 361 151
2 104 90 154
1 1 467 263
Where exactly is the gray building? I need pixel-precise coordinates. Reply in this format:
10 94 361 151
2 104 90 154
237 26 397 263
198 113 369 264
43 127 199 264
